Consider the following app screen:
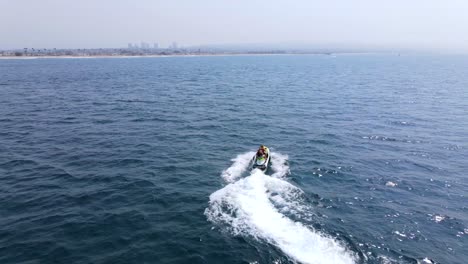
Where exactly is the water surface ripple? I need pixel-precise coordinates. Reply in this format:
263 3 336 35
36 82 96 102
0 55 467 264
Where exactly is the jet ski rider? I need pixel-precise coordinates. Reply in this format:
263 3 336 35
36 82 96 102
257 145 268 159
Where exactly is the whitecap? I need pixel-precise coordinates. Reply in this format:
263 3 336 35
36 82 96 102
420 257 436 264
433 215 445 223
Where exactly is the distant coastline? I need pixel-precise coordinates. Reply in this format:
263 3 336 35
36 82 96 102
0 46 369 59
0 52 338 60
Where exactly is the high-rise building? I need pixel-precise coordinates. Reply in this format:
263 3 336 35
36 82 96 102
170 42 178 50
153 43 159 49
141 42 150 49
128 43 133 49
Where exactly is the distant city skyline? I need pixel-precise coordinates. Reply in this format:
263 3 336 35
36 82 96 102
1 0 468 53
127 41 174 50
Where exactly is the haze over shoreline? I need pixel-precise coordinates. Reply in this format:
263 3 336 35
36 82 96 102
3 42 460 59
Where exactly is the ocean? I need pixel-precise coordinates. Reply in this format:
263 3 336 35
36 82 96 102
0 54 467 264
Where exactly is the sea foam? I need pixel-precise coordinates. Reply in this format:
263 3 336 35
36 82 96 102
206 152 356 264
221 151 255 183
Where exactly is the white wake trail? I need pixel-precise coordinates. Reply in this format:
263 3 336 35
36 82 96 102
206 151 356 264
221 151 255 183
270 152 290 178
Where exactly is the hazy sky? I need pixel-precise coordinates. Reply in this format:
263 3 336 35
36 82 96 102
1 0 468 51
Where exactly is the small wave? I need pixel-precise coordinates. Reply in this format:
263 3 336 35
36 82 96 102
362 135 426 144
0 159 39 170
362 135 397 141
207 152 356 264
115 99 157 104
419 257 437 264
432 215 446 223
93 119 114 124
443 144 463 151
389 120 415 126
311 167 340 177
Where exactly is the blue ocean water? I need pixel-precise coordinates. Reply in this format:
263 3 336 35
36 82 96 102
0 54 467 264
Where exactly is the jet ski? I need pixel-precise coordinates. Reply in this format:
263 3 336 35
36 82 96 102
252 146 270 172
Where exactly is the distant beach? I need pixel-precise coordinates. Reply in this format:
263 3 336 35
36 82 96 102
0 53 326 60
